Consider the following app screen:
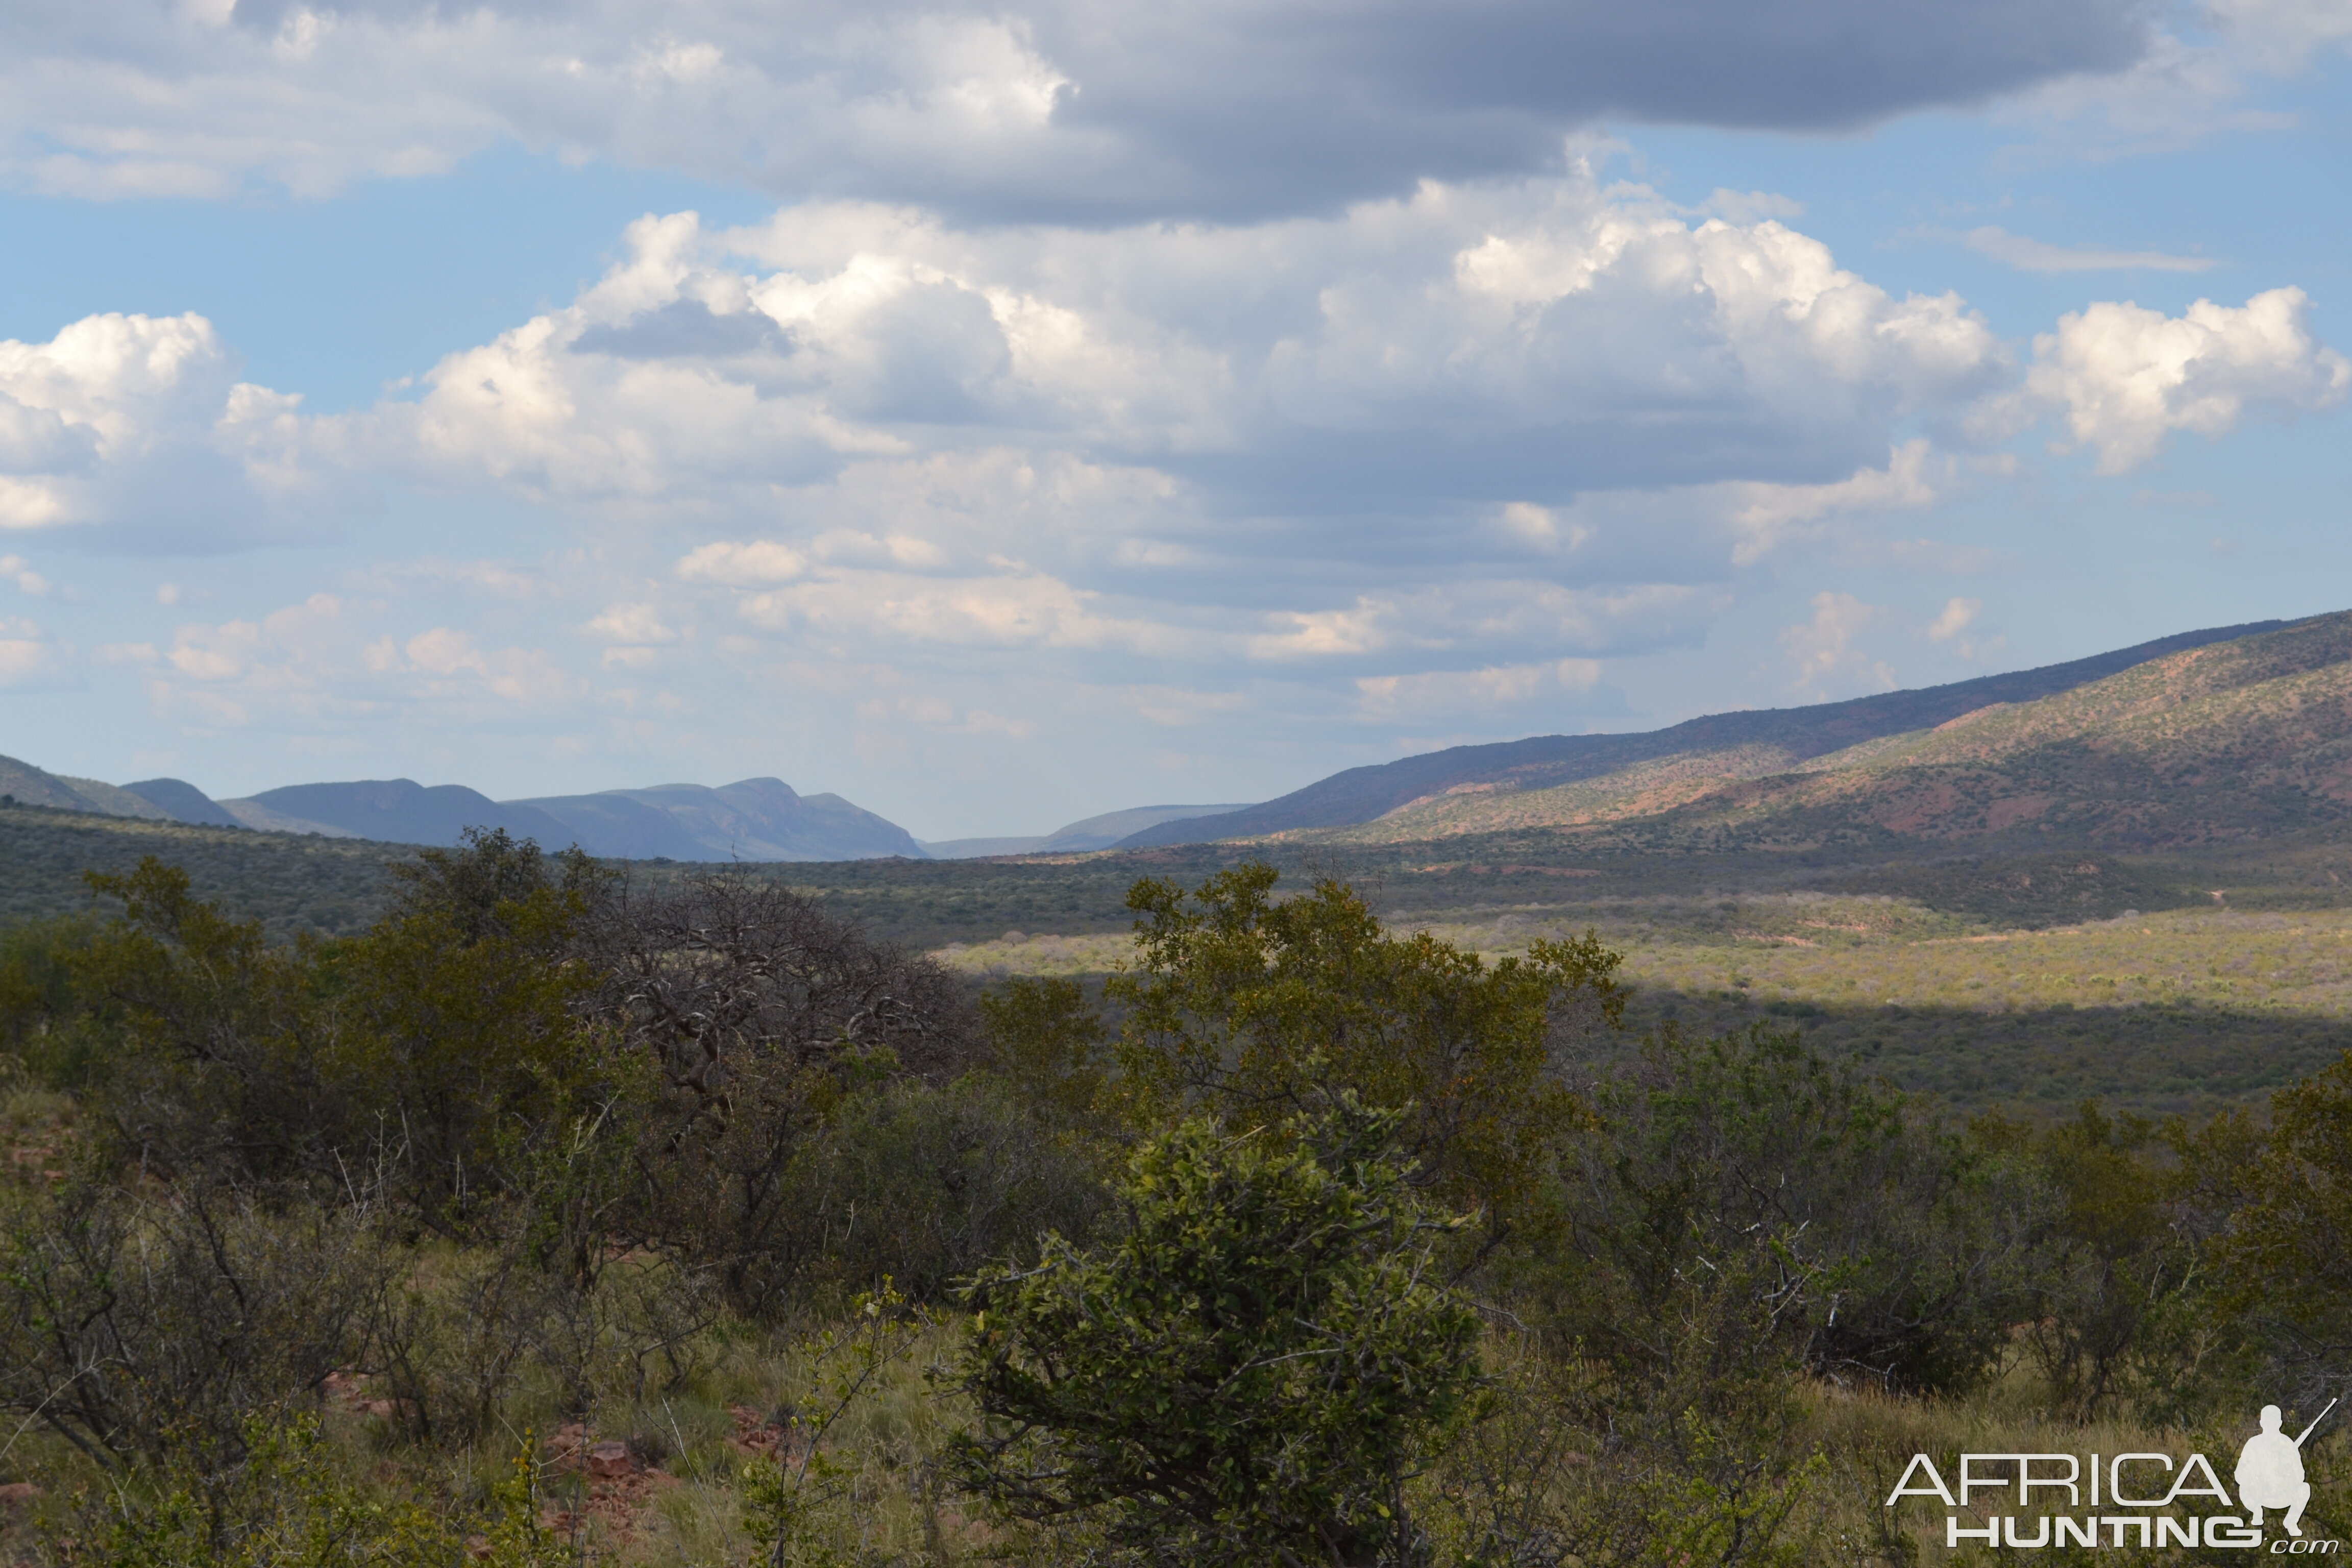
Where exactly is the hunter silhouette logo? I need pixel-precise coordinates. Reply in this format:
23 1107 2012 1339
1883 1398 2339 1551
2240 1401 2332 1538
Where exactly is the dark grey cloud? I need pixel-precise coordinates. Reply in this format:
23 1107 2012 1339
973 0 2156 218
572 300 792 361
3 0 2155 219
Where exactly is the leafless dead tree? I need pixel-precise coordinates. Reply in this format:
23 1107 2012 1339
575 872 984 1310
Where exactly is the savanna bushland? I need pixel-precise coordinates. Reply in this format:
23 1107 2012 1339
1 827 2349 1566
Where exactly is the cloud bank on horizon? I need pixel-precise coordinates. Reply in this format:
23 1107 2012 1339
1 0 2348 835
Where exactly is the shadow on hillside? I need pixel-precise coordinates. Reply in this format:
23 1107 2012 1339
1625 987 2351 1119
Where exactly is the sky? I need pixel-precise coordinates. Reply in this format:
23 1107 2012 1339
0 0 2347 840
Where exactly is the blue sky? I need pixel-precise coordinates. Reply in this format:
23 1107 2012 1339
1 0 2347 839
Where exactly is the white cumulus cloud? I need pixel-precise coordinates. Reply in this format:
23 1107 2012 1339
1960 226 2219 274
2006 286 2350 473
0 554 52 596
677 540 811 585
142 592 588 727
165 167 2004 700
0 312 323 547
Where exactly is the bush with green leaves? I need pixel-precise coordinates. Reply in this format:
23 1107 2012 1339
943 1096 1483 1568
780 1074 1110 1304
1993 1101 2221 1421
1106 862 1626 1245
1547 1020 2041 1396
0 914 105 1087
60 837 615 1223
978 975 1114 1133
2190 1047 2352 1412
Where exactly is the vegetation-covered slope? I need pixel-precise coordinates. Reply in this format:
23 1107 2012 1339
1117 616 2288 845
0 803 410 939
1296 610 2352 853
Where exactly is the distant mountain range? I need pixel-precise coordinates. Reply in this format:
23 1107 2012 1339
1115 617 2294 848
224 776 934 861
1120 612 2352 856
12 610 2345 869
0 757 1257 866
0 764 931 863
922 803 1254 859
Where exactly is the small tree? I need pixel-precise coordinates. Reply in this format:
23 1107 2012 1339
942 1097 1483 1568
1108 863 1622 1239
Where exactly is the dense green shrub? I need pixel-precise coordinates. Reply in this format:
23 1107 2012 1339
1547 1020 2042 1396
977 975 1115 1132
944 1097 1483 1568
2193 1046 2352 1406
66 857 347 1184
780 1075 1109 1305
0 915 105 1086
1108 863 1624 1240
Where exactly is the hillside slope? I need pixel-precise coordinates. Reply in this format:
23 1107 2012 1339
121 778 246 828
1117 618 2287 847
209 776 928 861
5 755 256 828
1296 611 2352 854
0 804 406 939
1 754 129 815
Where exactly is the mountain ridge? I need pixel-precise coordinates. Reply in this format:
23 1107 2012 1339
1245 611 2352 857
0 757 931 863
512 778 927 862
1115 617 2292 848
9 611 2335 868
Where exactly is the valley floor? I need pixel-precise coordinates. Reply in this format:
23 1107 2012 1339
936 901 2352 1117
